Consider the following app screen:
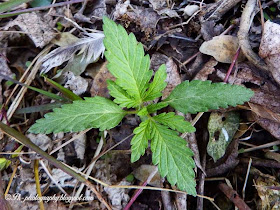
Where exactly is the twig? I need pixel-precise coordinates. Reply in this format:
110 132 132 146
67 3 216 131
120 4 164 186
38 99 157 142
180 51 200 67
224 47 241 83
242 158 252 199
241 140 280 153
240 157 280 169
50 129 90 155
258 0 264 31
124 167 159 210
4 161 19 196
218 183 251 210
85 133 133 171
237 0 269 72
34 160 45 210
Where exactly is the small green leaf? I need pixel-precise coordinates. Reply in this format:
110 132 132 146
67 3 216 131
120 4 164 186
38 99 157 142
0 158 11 171
29 97 126 134
137 107 148 117
164 80 254 114
30 0 51 7
107 80 138 108
144 64 167 101
207 112 239 162
126 174 134 182
146 102 168 113
153 112 195 133
150 121 196 195
131 119 151 162
103 16 153 105
12 145 24 158
43 76 82 101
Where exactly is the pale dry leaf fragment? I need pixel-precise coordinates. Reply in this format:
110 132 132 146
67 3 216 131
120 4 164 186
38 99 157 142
52 32 80 47
4 12 57 48
73 133 86 160
41 32 105 74
199 35 245 63
113 0 130 17
148 0 179 17
26 133 51 151
64 72 88 95
184 5 200 16
50 168 77 188
259 20 280 85
104 180 131 209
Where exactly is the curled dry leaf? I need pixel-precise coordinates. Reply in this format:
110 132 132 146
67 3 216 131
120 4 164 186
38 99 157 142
259 20 280 85
199 35 245 63
90 61 115 98
4 12 57 48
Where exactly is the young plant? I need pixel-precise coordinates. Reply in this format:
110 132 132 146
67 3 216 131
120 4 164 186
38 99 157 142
29 17 254 196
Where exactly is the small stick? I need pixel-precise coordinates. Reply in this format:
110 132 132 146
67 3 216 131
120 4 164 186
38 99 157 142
242 158 252 199
224 47 241 83
34 160 45 210
218 183 251 210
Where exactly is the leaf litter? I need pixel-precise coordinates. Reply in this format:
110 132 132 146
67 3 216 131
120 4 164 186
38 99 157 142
0 0 280 209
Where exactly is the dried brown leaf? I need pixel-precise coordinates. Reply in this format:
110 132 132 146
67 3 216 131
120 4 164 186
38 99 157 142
199 35 245 63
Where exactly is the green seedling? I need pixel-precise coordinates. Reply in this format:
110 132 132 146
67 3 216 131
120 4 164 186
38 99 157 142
29 17 254 195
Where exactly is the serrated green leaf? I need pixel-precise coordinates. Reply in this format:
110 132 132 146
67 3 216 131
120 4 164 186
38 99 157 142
0 158 11 171
131 119 151 162
144 64 167 101
150 121 196 195
137 107 148 117
107 80 138 108
164 80 254 114
207 111 239 162
29 97 126 134
146 102 168 113
153 112 196 133
103 16 153 105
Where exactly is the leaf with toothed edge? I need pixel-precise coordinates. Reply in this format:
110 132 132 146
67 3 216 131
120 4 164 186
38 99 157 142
29 97 126 134
164 80 254 114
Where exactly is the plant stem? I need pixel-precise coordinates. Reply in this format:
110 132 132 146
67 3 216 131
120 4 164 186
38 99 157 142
34 159 44 210
0 0 32 14
0 0 87 18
